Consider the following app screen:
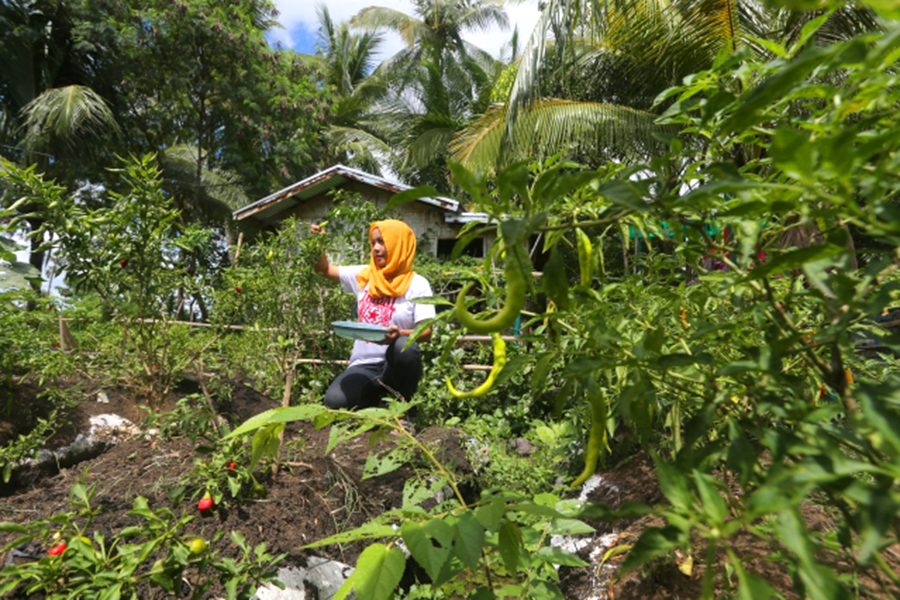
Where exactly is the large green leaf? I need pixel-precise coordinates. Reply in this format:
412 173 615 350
453 512 486 570
0 260 40 290
334 543 405 600
498 520 520 575
225 405 327 439
401 519 454 583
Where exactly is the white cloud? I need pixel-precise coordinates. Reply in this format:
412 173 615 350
270 0 542 64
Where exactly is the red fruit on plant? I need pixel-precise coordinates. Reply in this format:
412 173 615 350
198 497 215 511
235 286 242 294
226 461 236 470
48 542 67 556
120 260 128 268
53 341 59 348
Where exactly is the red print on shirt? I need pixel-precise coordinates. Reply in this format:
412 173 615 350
359 293 396 327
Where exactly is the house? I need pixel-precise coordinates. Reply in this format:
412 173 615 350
232 165 491 258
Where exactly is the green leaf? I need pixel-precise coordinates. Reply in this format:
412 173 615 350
226 405 327 439
651 453 693 512
402 475 449 507
856 381 900 455
0 522 27 534
692 472 728 524
531 352 558 398
730 551 778 599
347 543 405 600
468 587 496 600
498 520 520 574
493 355 531 388
654 353 713 368
453 512 485 570
250 423 284 471
747 244 845 280
509 502 566 520
534 545 589 567
363 448 409 479
619 526 683 575
865 0 900 19
541 245 569 310
775 509 845 600
790 12 834 58
475 499 505 532
722 45 837 133
401 519 453 583
547 518 595 536
528 580 566 599
597 180 648 211
302 522 397 549
0 260 40 290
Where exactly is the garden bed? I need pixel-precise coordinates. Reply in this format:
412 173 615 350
1 377 897 599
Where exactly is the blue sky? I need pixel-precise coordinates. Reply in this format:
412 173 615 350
274 22 318 55
268 0 542 64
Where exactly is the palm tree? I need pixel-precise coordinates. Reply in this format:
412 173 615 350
0 0 119 287
350 0 511 187
451 0 880 173
311 5 392 175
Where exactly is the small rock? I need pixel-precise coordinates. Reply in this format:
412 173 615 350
509 437 536 456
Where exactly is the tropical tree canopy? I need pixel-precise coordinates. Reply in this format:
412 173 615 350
347 0 512 188
451 0 882 174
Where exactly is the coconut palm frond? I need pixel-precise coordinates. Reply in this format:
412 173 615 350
406 119 456 167
458 4 509 33
505 0 559 136
451 99 666 175
160 144 249 215
352 7 427 47
20 85 119 155
326 126 396 174
327 125 394 156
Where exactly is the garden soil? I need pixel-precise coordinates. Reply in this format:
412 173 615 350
0 378 898 599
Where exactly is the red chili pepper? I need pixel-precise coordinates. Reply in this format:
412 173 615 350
48 542 67 556
226 461 236 470
198 497 215 511
235 286 242 294
816 383 826 404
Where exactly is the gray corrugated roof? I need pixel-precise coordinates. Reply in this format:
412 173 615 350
233 165 460 223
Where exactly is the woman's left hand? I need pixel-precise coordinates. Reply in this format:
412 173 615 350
379 326 401 345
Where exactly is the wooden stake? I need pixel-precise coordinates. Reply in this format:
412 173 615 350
58 316 76 350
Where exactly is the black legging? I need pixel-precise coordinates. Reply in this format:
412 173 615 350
323 336 423 409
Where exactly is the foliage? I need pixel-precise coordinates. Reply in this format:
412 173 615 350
0 478 285 599
227 401 600 600
445 21 900 598
0 155 241 406
452 0 881 173
215 190 382 405
344 0 511 188
223 20 900 598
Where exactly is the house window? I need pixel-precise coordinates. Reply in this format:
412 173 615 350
437 238 483 259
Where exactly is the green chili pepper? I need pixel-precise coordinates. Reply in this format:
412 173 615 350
576 228 593 286
456 245 529 334
446 334 507 398
571 376 608 488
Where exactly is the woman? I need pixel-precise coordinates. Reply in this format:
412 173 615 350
312 220 435 412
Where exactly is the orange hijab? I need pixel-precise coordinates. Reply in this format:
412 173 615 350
356 220 417 299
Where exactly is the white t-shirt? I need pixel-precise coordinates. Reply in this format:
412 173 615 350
339 265 436 365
